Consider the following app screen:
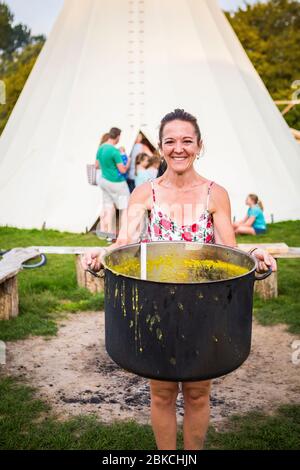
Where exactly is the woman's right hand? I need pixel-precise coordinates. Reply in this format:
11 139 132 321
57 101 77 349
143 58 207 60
81 248 107 273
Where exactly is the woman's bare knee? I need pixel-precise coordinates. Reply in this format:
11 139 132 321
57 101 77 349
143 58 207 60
150 380 179 408
182 380 211 408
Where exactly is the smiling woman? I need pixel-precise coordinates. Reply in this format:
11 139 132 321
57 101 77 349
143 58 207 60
82 108 277 451
143 109 223 243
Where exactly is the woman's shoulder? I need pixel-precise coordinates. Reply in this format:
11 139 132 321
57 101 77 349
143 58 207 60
208 181 231 213
130 180 154 204
209 181 229 198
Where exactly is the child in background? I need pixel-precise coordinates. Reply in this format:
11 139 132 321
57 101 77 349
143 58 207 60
233 194 267 235
146 155 160 179
117 146 129 179
134 153 150 187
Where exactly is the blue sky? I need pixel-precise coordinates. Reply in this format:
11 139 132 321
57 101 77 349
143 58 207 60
5 0 260 36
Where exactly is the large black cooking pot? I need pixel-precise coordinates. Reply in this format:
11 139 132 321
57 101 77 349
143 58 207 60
96 242 271 382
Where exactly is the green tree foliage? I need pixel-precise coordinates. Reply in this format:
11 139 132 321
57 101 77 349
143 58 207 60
0 1 299 136
226 0 300 129
0 2 32 57
0 2 45 134
0 42 44 134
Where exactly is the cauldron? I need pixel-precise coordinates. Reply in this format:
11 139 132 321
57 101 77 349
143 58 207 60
95 242 271 382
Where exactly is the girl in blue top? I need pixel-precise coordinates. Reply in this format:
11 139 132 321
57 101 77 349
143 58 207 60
234 194 267 235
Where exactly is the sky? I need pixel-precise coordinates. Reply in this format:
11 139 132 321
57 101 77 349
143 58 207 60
5 0 260 36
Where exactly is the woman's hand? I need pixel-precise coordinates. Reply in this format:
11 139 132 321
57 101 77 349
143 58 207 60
251 248 277 273
81 248 107 273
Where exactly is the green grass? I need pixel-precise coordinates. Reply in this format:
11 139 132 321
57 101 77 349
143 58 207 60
1 223 299 450
0 377 157 450
0 221 299 340
254 258 300 333
236 220 300 334
0 377 299 450
236 219 300 247
0 227 107 341
206 405 300 450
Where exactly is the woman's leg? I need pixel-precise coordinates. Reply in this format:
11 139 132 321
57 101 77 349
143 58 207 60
100 205 115 233
99 179 115 233
150 380 179 450
182 380 211 450
235 225 256 235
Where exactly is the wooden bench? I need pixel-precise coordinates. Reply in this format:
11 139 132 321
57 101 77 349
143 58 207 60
0 248 40 320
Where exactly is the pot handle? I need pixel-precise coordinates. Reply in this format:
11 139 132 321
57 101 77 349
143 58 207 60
255 267 273 281
86 268 105 278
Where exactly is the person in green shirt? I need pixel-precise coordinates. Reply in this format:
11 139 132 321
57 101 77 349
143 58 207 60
233 193 267 235
96 127 131 236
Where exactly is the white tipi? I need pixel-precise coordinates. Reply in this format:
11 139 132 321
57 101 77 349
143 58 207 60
0 0 299 233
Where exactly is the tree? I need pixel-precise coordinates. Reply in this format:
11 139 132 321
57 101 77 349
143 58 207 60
0 2 45 134
0 2 33 58
226 0 300 129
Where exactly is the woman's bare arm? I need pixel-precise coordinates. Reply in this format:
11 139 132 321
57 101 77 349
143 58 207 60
81 182 151 271
210 184 236 247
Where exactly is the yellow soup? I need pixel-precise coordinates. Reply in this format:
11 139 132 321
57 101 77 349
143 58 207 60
108 255 248 283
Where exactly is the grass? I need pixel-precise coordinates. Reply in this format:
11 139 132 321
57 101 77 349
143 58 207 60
0 227 107 341
0 223 299 450
0 377 157 450
206 405 300 450
0 221 299 339
0 377 299 450
236 219 300 247
235 220 300 334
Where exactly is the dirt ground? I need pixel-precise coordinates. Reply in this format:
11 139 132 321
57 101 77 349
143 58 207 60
3 311 300 426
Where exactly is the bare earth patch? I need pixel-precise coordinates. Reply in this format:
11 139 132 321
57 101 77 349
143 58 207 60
3 311 300 425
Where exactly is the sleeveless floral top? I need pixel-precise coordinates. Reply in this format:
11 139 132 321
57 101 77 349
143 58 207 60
142 180 215 243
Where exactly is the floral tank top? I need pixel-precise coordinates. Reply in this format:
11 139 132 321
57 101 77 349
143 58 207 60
142 180 215 243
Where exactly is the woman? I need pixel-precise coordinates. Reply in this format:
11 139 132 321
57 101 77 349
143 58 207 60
82 109 276 450
95 133 110 186
96 127 131 235
234 194 267 235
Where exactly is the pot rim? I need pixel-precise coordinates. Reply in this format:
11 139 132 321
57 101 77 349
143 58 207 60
102 241 258 286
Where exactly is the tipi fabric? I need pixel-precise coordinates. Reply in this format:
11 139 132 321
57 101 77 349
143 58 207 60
0 0 299 233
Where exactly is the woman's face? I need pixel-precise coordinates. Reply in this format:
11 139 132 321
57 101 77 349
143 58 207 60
160 120 201 174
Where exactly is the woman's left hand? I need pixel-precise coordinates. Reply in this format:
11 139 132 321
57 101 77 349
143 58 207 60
252 248 277 273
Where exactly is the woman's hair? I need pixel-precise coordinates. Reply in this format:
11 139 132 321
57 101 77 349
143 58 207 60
100 133 109 145
249 194 264 211
135 152 149 175
159 109 202 146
